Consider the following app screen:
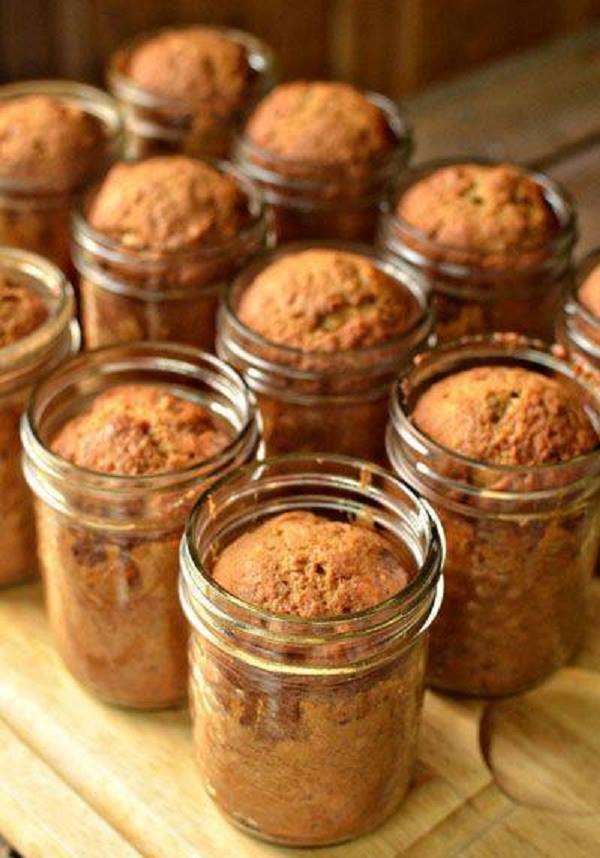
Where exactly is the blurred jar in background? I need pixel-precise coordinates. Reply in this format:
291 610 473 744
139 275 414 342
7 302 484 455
235 80 412 243
0 81 122 276
0 247 79 587
108 26 277 160
73 155 268 351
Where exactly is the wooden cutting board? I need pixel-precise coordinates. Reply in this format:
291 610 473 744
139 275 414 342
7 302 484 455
0 580 598 858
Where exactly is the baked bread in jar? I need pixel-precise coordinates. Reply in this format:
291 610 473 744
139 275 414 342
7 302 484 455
22 344 260 708
218 244 432 461
387 335 600 696
379 161 575 342
75 155 267 351
236 81 412 242
0 82 121 274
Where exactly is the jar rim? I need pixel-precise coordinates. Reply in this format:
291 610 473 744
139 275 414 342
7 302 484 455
380 156 577 271
181 452 445 634
220 240 434 378
234 90 413 194
21 340 260 492
107 25 278 113
72 158 268 271
0 79 123 196
0 247 77 380
389 333 600 491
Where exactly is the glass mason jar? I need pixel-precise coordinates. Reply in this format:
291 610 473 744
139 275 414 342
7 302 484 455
217 242 434 463
0 248 79 587
73 163 269 352
378 159 577 343
22 342 261 709
387 335 600 697
180 454 444 846
0 80 122 276
108 27 277 161
234 92 412 243
557 248 600 370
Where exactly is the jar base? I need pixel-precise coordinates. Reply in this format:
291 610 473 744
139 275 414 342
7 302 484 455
60 664 188 712
206 785 402 848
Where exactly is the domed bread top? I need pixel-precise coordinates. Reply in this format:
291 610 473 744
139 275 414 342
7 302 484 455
245 81 396 165
126 27 251 110
212 510 410 618
396 163 559 255
87 156 248 252
51 384 231 475
0 95 106 193
412 365 598 466
237 249 420 352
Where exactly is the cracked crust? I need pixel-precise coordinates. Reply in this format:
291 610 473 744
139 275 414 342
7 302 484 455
51 384 231 475
237 249 419 352
87 156 248 252
213 511 409 618
0 95 106 193
413 365 598 466
127 27 251 111
0 275 48 349
397 163 559 256
245 81 395 166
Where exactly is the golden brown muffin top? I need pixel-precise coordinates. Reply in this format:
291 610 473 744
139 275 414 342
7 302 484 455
52 384 231 475
0 95 106 193
397 163 559 255
579 264 600 319
212 511 409 618
127 27 250 109
237 249 418 352
412 365 598 466
88 156 248 252
245 81 395 165
0 275 48 349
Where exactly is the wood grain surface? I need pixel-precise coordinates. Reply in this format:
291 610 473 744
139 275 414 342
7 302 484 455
0 582 599 857
0 721 141 858
407 26 600 165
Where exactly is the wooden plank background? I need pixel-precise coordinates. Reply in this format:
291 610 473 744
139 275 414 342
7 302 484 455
1 0 600 98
